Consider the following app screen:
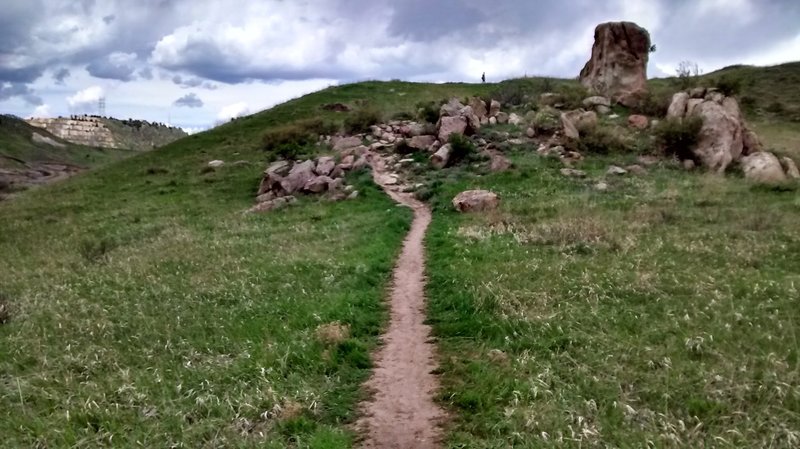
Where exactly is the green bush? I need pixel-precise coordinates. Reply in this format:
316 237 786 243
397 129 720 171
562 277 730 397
574 127 629 155
715 75 743 97
491 82 527 106
532 107 561 134
766 101 785 114
654 117 703 160
262 118 337 160
448 134 477 164
632 90 672 117
556 84 589 110
416 101 441 124
343 105 383 134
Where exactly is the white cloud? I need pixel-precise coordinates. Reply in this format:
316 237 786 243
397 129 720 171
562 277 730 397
67 85 105 109
30 104 52 118
216 102 250 121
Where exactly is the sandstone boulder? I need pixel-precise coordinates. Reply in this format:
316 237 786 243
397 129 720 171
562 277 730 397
470 98 488 120
440 98 466 117
438 116 468 142
304 176 333 193
667 92 690 119
741 152 787 184
691 100 743 173
265 160 291 176
431 144 452 169
280 160 316 193
628 114 649 130
332 136 362 152
496 112 509 124
409 135 436 151
508 113 523 126
561 110 598 139
452 190 500 213
583 96 611 110
780 156 800 179
579 21 651 107
315 157 335 176
489 100 501 117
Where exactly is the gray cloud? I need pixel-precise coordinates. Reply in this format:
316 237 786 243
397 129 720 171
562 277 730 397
53 68 71 84
172 75 218 90
173 92 203 108
0 82 43 105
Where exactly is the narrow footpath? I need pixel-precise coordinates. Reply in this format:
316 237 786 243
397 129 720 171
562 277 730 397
355 153 445 449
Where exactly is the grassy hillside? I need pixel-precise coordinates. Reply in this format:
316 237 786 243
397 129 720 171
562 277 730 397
0 81 497 447
2 63 800 447
0 115 131 169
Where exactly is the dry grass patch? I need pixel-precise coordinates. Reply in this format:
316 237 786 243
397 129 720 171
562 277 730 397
315 321 351 345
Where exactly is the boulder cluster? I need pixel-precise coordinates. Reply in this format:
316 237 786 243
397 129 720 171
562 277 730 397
248 142 367 213
666 88 799 182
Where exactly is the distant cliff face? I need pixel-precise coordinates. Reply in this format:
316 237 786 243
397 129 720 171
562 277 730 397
27 116 118 148
26 116 187 150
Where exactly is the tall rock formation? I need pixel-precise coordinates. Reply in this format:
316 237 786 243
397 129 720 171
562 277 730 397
579 22 651 107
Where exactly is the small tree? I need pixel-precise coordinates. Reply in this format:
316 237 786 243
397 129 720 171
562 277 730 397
676 61 702 89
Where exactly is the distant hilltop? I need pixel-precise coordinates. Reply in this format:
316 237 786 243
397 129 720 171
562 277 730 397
26 115 187 151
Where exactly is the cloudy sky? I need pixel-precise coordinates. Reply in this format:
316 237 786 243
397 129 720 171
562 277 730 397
1 0 799 132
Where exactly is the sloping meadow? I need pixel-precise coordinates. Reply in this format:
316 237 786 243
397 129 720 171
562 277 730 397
426 152 800 447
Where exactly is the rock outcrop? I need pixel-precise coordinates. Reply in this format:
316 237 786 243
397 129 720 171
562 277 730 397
741 152 787 184
579 21 651 107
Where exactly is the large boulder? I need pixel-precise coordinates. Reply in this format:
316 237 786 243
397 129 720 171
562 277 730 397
332 136 362 152
438 116 468 142
409 135 436 151
780 156 800 179
440 98 466 117
579 21 651 107
561 110 598 139
452 190 500 213
667 92 690 119
315 156 335 176
430 144 452 169
303 176 334 193
691 100 744 173
469 98 488 120
741 152 787 184
489 100 501 118
280 160 316 194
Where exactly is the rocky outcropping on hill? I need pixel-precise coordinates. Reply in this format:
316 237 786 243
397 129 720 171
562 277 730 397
28 116 118 148
579 21 651 107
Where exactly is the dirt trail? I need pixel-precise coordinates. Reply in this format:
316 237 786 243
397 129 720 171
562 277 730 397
355 154 445 449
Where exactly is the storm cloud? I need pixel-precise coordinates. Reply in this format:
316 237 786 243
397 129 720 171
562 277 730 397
1 0 798 128
173 93 204 108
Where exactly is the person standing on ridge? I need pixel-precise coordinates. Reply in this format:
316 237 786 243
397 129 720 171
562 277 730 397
481 72 486 83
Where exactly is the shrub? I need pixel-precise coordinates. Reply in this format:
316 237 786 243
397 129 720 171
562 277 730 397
79 236 117 262
765 101 785 114
555 84 589 110
632 90 672 117
575 127 630 155
654 117 703 160
343 105 382 134
491 82 527 106
532 107 561 134
715 75 742 97
391 111 415 121
263 118 337 159
416 101 440 124
448 134 477 164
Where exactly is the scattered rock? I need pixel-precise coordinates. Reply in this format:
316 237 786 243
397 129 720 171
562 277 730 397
560 168 587 178
266 160 292 176
347 191 360 200
741 152 787 184
431 144 452 169
508 113 523 126
561 110 598 139
489 117 497 125
667 92 689 119
303 176 334 193
438 116 468 142
333 136 362 152
247 196 296 214
780 156 800 179
496 112 509 124
489 100 501 117
485 150 512 172
281 160 317 193
207 160 225 168
526 127 536 138
683 159 696 171
469 98 488 120
625 164 647 176
315 156 335 176
440 98 466 117
607 165 627 176
628 114 649 130
583 96 611 111
452 190 500 213
594 181 609 191
637 155 660 167
579 21 651 107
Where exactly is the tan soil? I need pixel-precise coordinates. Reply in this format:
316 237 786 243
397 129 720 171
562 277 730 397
355 153 445 448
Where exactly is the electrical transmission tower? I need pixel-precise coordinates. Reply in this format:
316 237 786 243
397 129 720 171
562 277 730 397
98 97 106 117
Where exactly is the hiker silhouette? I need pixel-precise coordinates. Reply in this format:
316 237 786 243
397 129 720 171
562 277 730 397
481 72 486 83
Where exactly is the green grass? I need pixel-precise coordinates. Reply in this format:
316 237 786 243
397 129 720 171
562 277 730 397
2 65 800 447
424 150 800 447
0 80 500 447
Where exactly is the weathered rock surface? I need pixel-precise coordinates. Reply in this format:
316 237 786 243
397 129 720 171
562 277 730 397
667 92 690 119
438 116 468 142
409 135 436 151
31 133 66 148
452 190 500 213
333 136 362 152
781 156 800 179
561 110 598 139
315 156 335 176
579 21 651 107
431 144 452 169
628 114 649 130
741 152 787 184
